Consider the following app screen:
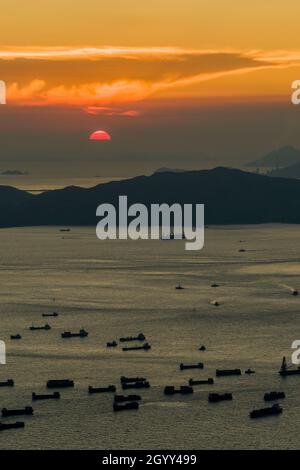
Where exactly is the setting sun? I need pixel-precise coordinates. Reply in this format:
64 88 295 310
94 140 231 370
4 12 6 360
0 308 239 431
89 130 111 141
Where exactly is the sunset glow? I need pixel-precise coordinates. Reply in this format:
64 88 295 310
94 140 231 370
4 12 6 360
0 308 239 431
1 0 300 167
89 130 111 141
1 47 300 110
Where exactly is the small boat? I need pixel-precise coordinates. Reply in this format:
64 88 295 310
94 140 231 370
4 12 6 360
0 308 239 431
245 369 255 375
10 334 21 340
211 283 219 288
120 376 146 384
30 324 51 331
42 312 59 317
175 282 184 290
32 392 60 400
264 391 285 402
250 404 282 419
107 341 117 347
88 385 116 394
122 343 151 352
189 378 214 386
0 379 14 387
114 395 141 403
47 379 74 389
164 386 193 395
113 401 139 412
0 421 25 431
60 228 70 232
199 345 206 351
164 386 177 395
61 329 88 338
279 356 300 376
208 393 233 403
180 363 203 371
216 369 241 377
119 333 145 342
292 289 298 296
2 406 33 417
122 381 150 390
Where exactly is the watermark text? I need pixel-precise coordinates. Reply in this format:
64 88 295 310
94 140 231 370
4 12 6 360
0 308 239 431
96 196 204 251
0 80 6 104
0 341 6 364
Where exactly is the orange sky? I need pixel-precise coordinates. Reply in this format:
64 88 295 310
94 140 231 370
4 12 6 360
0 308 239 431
0 1 300 110
0 47 299 111
0 1 300 171
1 1 300 50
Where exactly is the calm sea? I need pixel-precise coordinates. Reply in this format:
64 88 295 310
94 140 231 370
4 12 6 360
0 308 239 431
0 225 300 449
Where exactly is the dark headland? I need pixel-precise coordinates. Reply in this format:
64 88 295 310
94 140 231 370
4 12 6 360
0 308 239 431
2 167 300 227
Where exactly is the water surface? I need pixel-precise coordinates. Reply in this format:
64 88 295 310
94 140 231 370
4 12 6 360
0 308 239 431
0 225 299 449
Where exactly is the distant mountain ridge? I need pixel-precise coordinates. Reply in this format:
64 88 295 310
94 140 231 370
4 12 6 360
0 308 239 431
268 161 300 179
247 146 300 168
1 167 300 226
154 167 186 174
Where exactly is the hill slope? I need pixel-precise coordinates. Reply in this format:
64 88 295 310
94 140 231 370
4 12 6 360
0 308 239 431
1 167 300 226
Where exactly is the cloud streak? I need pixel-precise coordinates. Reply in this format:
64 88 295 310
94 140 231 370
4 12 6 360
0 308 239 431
0 46 245 60
1 47 300 109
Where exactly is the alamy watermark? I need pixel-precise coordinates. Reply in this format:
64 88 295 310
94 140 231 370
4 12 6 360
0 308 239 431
0 80 6 104
96 196 204 251
291 340 300 364
0 341 6 364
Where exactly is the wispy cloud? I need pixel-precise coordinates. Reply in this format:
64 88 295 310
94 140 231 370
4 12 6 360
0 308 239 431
85 106 140 116
0 46 238 60
1 47 299 108
7 80 156 106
